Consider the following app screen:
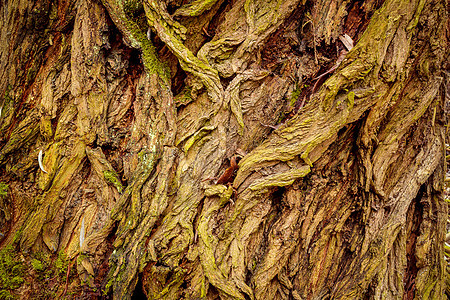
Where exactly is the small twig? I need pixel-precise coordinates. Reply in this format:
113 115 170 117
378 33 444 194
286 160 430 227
312 50 347 93
311 34 354 94
62 261 74 297
297 96 306 111
201 177 216 182
202 26 212 37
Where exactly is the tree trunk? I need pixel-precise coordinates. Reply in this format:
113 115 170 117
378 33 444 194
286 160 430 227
0 0 448 299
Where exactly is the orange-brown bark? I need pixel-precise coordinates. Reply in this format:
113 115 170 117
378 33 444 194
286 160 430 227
0 0 448 299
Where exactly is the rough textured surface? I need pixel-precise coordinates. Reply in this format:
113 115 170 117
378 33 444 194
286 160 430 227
0 0 448 299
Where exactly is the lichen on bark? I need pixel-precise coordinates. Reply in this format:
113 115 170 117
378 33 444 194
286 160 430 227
0 0 447 299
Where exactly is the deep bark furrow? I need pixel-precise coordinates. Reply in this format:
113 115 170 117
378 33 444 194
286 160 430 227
0 0 447 299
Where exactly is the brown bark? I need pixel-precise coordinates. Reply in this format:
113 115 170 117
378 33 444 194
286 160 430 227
0 0 448 299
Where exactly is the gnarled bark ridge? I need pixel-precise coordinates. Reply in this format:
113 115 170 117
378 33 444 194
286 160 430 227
0 0 448 299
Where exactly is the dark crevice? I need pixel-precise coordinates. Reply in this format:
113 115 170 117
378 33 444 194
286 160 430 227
403 185 424 300
206 0 233 39
131 275 147 300
245 187 285 285
171 64 187 97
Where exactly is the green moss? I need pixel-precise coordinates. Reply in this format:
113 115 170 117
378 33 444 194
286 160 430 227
2 85 13 105
29 251 78 299
0 183 8 198
140 38 171 84
104 265 126 296
76 254 86 265
11 228 23 245
103 279 113 296
102 0 170 83
55 251 68 276
3 249 78 299
121 15 170 84
347 91 355 108
290 84 302 107
0 245 24 298
103 170 124 193
0 290 16 299
143 3 224 103
7 277 23 289
31 259 44 272
123 0 144 17
182 125 215 153
30 253 52 282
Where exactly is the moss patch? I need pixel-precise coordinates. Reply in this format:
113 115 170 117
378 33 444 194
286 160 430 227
0 183 8 198
28 250 78 298
0 245 24 299
290 84 302 107
30 259 44 272
55 251 69 276
103 170 124 193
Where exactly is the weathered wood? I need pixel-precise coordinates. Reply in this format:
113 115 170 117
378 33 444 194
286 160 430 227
0 0 447 299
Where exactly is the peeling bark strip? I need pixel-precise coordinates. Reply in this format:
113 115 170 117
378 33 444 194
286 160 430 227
0 0 447 299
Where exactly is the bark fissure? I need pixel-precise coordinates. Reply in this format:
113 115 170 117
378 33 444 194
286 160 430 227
0 0 447 299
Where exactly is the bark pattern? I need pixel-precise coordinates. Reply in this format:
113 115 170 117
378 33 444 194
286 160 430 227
0 0 447 299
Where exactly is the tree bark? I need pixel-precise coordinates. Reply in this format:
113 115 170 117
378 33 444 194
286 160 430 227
0 0 448 299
